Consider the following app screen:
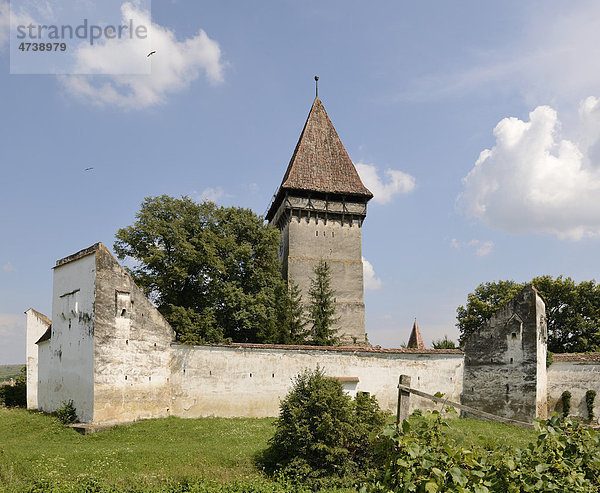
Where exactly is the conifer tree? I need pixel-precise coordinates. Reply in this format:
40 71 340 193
308 260 339 346
286 281 309 344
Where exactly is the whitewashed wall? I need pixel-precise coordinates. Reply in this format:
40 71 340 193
38 252 96 422
25 309 50 409
169 344 464 418
548 357 600 423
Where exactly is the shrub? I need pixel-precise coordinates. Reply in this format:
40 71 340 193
561 390 572 417
0 365 26 407
370 412 600 492
56 400 78 424
586 389 597 421
260 367 386 487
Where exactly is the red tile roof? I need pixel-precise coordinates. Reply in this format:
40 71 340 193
173 342 463 355
267 97 372 220
553 353 600 362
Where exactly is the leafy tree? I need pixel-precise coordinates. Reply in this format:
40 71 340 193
432 335 457 349
457 276 600 352
114 195 287 344
260 367 385 487
308 260 339 346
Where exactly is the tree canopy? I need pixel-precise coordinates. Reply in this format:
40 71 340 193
114 195 290 344
457 276 600 352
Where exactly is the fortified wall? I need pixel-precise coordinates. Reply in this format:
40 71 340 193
29 243 600 425
32 243 463 424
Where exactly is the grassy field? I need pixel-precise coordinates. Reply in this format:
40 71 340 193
0 365 24 383
0 408 537 492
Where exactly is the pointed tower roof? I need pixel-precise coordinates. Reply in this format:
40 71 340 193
407 319 425 350
267 97 372 220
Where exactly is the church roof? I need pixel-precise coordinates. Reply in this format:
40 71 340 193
267 97 372 220
407 320 426 350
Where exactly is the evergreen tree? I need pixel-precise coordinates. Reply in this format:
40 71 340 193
286 281 309 344
308 260 339 346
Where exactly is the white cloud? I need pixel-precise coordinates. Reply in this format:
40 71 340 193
450 239 494 257
2 262 17 272
461 99 600 240
59 2 225 109
199 187 225 203
362 257 382 290
355 162 415 205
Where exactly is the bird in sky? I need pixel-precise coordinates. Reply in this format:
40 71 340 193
84 167 94 171
147 51 156 57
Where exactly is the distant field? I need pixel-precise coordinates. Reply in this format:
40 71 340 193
0 365 24 382
0 408 537 492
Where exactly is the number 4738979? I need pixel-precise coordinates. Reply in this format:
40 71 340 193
18 42 67 52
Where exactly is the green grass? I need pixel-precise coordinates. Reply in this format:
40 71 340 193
0 408 538 492
0 365 24 383
442 416 536 449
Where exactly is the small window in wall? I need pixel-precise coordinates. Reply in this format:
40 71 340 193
116 291 132 319
511 332 517 339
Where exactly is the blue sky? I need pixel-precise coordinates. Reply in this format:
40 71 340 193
2 1 600 363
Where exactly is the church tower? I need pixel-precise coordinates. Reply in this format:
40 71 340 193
266 90 373 344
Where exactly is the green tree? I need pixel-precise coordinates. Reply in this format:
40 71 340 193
276 281 309 345
114 195 287 344
261 367 385 487
432 335 457 349
308 260 339 346
456 276 600 352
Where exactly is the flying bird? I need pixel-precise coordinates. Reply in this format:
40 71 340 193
147 51 156 57
84 167 94 171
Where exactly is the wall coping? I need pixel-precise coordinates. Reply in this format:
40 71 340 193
552 353 600 363
171 342 464 355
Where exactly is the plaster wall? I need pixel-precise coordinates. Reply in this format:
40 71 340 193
548 361 600 423
38 252 95 422
169 344 463 418
92 246 175 424
25 309 50 409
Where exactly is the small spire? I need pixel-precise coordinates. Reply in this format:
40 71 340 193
407 319 425 350
314 75 319 98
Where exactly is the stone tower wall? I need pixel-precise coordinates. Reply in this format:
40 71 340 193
274 195 367 344
462 285 548 422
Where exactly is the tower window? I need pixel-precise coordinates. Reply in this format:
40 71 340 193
316 231 318 236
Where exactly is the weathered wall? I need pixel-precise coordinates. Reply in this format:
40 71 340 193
462 285 548 422
92 245 175 424
25 309 51 409
281 199 367 345
547 355 600 423
38 250 96 422
169 344 464 418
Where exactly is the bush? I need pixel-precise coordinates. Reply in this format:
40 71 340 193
561 390 572 417
586 389 597 421
0 365 26 407
260 367 386 487
370 412 600 492
56 400 78 424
